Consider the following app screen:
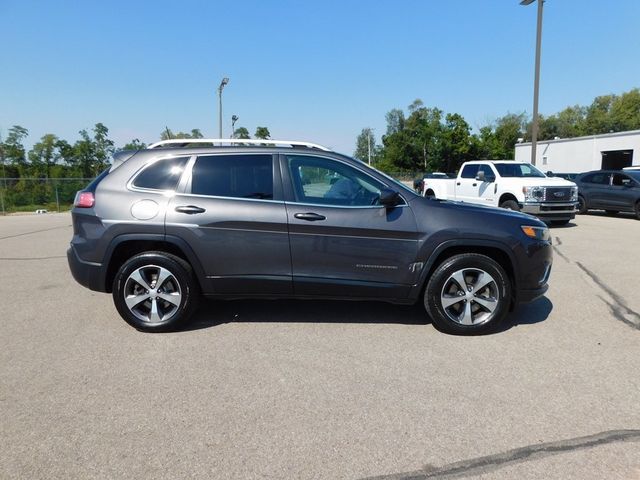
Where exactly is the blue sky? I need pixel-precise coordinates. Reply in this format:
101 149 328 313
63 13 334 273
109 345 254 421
1 0 639 155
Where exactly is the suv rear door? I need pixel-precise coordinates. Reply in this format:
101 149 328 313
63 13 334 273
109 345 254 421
280 154 419 299
165 153 292 295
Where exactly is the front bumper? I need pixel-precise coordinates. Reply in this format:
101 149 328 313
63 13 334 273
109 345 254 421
520 202 577 220
67 245 106 292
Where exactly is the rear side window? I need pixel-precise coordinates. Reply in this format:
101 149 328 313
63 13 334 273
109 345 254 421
460 164 480 179
133 156 189 190
190 154 273 200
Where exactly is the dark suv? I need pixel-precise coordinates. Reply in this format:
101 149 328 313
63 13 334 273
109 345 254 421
68 139 552 334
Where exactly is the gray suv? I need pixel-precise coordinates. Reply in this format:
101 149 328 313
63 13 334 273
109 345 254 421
68 139 552 334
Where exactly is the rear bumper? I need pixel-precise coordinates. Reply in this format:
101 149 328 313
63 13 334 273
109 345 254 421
521 202 577 220
67 245 106 292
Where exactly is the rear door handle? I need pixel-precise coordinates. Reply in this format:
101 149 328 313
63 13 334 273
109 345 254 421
472 183 477 187
456 182 461 186
175 205 206 214
294 212 326 221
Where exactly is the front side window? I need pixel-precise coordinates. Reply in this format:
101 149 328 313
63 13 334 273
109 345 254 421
460 164 480 179
478 164 495 180
286 155 387 206
583 173 610 185
190 154 273 200
133 156 189 190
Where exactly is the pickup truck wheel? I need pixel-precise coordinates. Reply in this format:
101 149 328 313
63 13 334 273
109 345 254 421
577 196 587 214
112 252 199 332
424 254 511 335
499 199 520 211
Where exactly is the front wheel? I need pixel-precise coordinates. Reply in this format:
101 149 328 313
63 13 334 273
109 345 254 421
112 252 199 332
577 196 587 214
499 199 520 211
424 254 511 335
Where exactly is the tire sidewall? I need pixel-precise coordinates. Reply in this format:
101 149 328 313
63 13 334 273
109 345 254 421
577 196 587 214
425 254 511 335
112 252 195 332
500 200 520 211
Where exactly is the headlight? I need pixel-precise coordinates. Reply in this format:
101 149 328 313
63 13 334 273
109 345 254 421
570 186 578 202
521 225 550 242
522 186 545 202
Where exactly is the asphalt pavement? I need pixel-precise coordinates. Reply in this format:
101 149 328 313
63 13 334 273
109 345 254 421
1 212 638 479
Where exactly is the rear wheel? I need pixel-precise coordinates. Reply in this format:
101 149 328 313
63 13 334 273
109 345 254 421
635 201 640 220
499 199 520 211
577 195 587 214
424 254 511 335
113 252 199 332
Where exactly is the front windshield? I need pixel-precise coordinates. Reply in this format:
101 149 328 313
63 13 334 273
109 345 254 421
494 163 546 178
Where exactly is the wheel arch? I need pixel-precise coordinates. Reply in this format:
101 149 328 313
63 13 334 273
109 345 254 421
412 240 518 307
103 234 206 293
499 192 519 205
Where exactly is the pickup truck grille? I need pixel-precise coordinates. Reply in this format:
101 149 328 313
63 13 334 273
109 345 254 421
543 187 573 202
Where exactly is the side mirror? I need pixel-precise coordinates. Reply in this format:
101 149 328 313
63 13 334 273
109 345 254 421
379 188 402 207
546 171 554 177
475 171 486 182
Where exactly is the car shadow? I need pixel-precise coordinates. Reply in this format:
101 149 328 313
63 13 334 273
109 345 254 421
175 295 553 335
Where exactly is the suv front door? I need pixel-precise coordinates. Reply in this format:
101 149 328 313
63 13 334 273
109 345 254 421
281 154 419 299
165 153 292 295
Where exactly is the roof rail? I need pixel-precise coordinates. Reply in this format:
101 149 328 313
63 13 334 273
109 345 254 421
147 138 331 151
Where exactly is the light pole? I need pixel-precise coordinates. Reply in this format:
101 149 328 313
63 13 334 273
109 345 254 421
231 115 239 138
217 77 229 138
521 0 544 166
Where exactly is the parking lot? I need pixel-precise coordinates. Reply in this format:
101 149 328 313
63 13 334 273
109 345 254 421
1 212 639 479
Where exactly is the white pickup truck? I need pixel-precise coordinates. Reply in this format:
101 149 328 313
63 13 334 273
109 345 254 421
421 161 578 225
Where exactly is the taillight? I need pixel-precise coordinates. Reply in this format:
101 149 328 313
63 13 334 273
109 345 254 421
74 191 95 208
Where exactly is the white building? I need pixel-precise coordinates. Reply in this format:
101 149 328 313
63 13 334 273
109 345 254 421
514 129 640 174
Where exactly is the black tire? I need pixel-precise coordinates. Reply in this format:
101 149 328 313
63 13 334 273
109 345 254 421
112 251 199 332
577 196 587 214
499 199 520 211
424 253 511 335
550 219 570 226
604 210 618 216
425 189 435 199
635 201 640 220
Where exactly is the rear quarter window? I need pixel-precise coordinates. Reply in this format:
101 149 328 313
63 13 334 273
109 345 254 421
132 156 190 190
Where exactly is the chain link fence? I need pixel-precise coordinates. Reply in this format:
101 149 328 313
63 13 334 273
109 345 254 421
0 178 93 215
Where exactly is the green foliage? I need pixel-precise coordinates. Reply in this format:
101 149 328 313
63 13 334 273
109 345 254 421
353 128 380 163
160 128 204 140
121 139 147 150
364 87 640 175
254 127 270 139
233 127 250 139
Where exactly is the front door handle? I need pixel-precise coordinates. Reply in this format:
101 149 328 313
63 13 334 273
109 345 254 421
175 205 206 214
294 212 326 221
472 183 478 187
456 182 461 186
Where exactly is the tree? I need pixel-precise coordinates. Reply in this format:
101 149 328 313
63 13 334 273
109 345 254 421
254 127 270 139
353 128 380 164
160 128 204 140
385 109 405 136
121 139 147 150
2 125 29 166
233 127 250 139
28 134 62 178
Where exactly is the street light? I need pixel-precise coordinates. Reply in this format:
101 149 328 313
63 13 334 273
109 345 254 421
217 77 229 138
521 0 544 166
231 115 239 138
